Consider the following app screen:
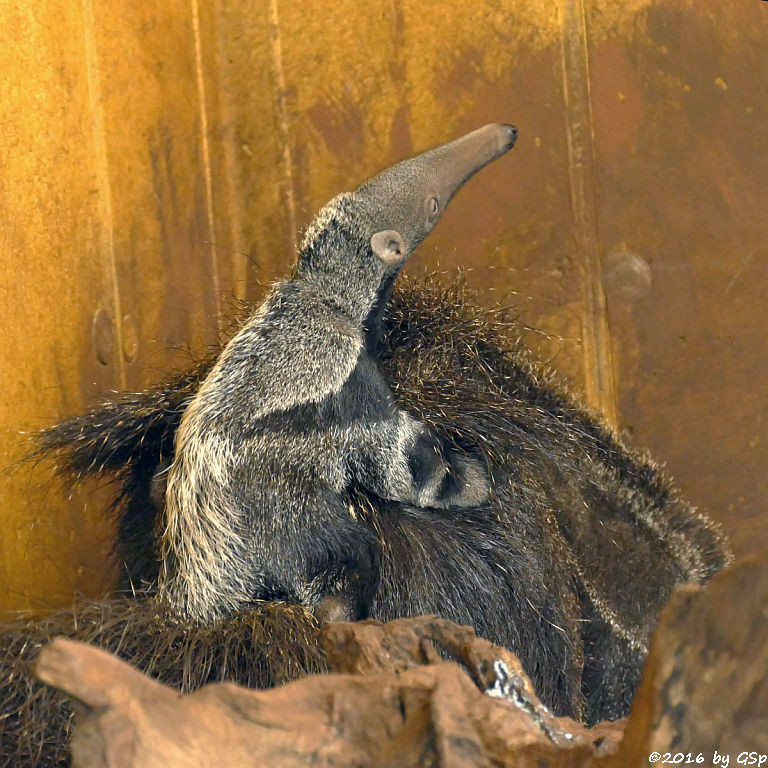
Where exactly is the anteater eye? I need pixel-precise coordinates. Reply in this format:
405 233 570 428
426 196 439 222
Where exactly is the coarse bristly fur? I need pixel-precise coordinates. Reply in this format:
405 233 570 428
15 123 729 734
0 595 323 768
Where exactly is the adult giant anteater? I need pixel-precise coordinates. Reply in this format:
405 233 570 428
29 125 729 725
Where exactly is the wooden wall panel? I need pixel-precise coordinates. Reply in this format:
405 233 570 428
1 0 765 611
85 0 221 379
587 0 768 557
0 0 226 610
0 1 120 610
196 0 298 296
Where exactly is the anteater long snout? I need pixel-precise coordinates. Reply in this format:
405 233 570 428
356 122 518 246
424 123 518 200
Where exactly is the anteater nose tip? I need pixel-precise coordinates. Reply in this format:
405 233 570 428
502 124 519 149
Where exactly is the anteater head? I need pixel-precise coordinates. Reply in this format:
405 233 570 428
356 122 518 262
297 123 518 318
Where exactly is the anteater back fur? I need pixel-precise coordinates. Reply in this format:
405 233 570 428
28 275 730 725
0 595 323 768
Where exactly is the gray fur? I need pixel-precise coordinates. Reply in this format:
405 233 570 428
161 125 518 622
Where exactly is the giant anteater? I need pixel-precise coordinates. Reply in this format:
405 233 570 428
28 126 728 725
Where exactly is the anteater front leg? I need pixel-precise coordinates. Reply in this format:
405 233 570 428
337 355 490 510
346 409 490 510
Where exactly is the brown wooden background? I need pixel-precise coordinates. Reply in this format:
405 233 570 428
2 0 766 612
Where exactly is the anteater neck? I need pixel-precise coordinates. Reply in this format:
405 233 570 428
294 213 389 326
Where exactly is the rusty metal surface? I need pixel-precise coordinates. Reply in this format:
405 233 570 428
1 0 765 611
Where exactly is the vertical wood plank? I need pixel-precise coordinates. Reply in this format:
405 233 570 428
87 0 220 381
559 0 618 425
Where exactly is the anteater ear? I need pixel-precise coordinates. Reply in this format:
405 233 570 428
371 230 406 266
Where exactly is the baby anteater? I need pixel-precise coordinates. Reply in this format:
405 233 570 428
161 124 518 624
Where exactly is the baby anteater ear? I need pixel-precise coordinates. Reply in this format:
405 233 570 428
371 230 406 266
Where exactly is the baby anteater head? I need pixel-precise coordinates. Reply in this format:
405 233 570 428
297 123 518 319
